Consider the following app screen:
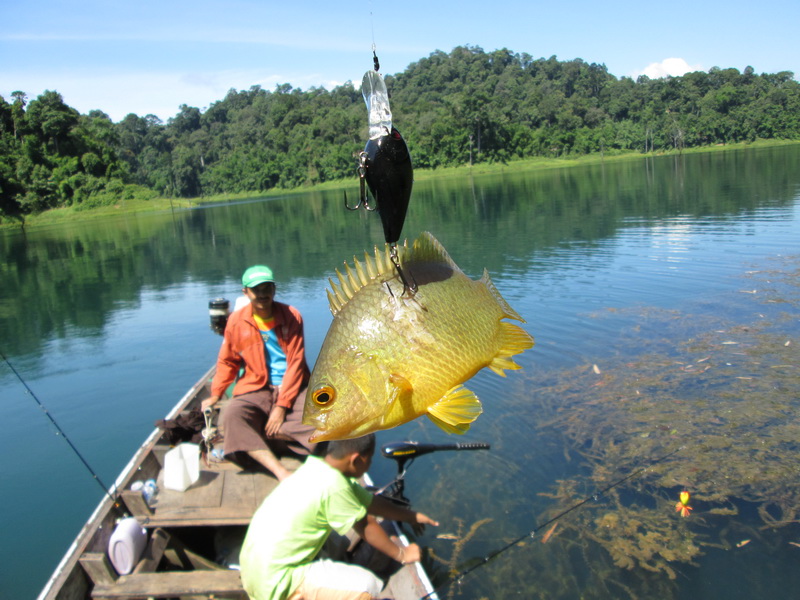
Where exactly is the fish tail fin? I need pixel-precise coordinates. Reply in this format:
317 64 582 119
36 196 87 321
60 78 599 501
489 322 535 376
481 269 525 322
427 385 483 434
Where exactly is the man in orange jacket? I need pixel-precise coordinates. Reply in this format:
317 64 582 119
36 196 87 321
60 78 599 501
202 265 317 480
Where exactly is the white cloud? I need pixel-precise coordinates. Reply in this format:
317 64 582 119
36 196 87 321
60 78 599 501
634 58 704 79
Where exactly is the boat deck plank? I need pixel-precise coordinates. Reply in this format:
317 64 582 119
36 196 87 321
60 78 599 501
90 570 246 599
143 456 300 527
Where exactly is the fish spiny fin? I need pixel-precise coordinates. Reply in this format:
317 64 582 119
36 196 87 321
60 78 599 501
380 244 394 272
326 289 342 316
335 268 354 299
410 231 459 270
364 250 378 279
353 256 369 286
427 385 483 435
481 269 525 322
325 243 405 315
327 277 348 316
344 262 360 292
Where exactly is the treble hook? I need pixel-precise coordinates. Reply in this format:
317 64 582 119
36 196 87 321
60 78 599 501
389 243 417 297
344 151 377 211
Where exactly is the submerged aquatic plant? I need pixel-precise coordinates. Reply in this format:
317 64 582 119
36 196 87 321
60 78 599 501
526 257 800 589
428 517 494 600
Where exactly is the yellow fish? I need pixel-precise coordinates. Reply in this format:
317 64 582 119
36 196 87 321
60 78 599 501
303 231 534 441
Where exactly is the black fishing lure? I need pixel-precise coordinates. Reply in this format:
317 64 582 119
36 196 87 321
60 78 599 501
345 58 417 294
362 126 413 245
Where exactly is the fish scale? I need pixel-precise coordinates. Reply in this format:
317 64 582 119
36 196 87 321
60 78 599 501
304 232 534 441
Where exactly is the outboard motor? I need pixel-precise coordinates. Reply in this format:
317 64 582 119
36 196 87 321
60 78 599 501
379 441 490 506
208 298 230 335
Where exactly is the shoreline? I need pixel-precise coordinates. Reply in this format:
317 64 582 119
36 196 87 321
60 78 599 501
3 139 798 231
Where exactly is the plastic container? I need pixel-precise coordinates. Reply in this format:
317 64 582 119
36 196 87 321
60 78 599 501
142 479 158 504
107 517 147 575
163 443 200 491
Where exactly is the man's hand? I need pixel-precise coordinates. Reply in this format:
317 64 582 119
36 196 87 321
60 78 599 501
411 511 439 536
266 405 287 437
399 542 423 564
201 396 220 412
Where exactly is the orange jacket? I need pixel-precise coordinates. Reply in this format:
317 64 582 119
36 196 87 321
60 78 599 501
211 301 310 410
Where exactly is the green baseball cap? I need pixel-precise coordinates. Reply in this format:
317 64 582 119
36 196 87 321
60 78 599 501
242 265 274 288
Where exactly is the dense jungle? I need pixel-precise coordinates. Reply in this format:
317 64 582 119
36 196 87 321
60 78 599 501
1 45 799 219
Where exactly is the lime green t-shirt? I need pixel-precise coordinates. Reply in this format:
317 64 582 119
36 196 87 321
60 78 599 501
240 456 374 600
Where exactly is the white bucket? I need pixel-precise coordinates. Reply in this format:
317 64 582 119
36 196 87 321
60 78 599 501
163 443 200 491
108 517 147 575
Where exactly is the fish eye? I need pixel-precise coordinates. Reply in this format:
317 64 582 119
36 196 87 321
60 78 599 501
312 385 335 406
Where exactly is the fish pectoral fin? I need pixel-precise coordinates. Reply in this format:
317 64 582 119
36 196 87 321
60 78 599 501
427 386 483 435
377 373 415 428
427 413 471 435
386 373 414 412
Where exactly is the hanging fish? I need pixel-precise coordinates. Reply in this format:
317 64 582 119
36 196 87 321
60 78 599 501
675 490 693 517
303 231 534 442
351 69 413 246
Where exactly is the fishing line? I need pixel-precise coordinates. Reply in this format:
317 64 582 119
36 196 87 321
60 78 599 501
1 350 119 504
421 445 684 599
368 0 379 72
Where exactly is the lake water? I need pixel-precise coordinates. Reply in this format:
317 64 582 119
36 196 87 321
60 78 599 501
2 145 799 599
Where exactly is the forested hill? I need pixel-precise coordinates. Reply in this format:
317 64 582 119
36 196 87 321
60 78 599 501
2 45 799 218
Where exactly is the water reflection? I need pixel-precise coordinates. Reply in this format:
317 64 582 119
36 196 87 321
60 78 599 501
1 145 800 599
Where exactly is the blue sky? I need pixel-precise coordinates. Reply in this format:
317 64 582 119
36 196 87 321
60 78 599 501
2 0 798 123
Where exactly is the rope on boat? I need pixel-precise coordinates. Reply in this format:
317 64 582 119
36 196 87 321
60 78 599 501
421 445 684 598
2 350 120 505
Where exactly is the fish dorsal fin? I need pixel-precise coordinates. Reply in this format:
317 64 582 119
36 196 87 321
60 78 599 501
480 269 526 322
409 231 460 271
326 240 409 316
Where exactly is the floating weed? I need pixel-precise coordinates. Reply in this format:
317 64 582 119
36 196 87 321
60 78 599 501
428 517 493 600
498 257 800 597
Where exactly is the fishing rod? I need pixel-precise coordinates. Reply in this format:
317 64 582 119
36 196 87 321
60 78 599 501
1 350 119 505
422 445 685 598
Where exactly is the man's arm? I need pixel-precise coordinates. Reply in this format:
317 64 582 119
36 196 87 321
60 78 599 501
274 305 308 409
368 495 439 530
204 332 242 409
353 515 424 564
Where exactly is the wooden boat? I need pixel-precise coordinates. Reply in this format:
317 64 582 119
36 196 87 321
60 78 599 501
37 365 439 600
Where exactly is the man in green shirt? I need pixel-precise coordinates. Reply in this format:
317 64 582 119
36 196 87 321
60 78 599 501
240 435 438 600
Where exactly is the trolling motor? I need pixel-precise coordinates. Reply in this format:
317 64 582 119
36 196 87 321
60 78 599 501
208 298 230 335
378 441 490 506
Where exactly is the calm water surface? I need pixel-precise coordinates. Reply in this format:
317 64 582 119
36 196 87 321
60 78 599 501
1 146 799 599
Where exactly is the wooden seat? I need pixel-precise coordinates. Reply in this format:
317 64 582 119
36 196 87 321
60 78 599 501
80 528 246 599
89 569 245 599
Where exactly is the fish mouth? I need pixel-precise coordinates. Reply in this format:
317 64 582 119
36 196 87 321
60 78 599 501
306 412 376 443
308 429 337 443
